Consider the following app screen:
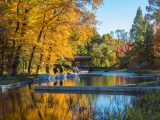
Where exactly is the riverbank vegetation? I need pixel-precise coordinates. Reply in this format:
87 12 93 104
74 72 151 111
0 0 159 76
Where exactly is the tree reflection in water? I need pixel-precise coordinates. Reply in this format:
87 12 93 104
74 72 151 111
0 82 160 119
0 83 130 120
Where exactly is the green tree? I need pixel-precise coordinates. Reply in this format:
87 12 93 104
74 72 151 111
85 30 102 56
130 7 147 63
130 7 145 43
102 33 113 44
144 23 154 62
92 43 117 67
115 29 129 41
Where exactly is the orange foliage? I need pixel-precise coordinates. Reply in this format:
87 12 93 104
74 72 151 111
153 28 160 58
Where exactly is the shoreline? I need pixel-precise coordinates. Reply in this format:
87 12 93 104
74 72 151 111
0 69 159 86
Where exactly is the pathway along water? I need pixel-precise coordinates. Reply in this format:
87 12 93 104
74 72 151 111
35 86 160 93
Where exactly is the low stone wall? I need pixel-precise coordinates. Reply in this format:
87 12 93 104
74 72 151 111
35 86 160 94
0 79 34 92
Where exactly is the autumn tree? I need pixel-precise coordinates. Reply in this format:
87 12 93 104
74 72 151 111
146 0 160 22
153 28 160 58
27 0 102 74
146 0 160 64
0 0 102 75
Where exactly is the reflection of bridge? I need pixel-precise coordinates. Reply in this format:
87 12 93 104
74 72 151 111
35 86 160 94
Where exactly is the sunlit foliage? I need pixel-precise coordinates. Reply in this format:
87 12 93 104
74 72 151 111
0 0 102 75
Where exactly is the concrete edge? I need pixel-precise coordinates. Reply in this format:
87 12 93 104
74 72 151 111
0 79 35 92
34 86 160 94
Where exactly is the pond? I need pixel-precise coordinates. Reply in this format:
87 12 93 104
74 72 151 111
39 71 160 86
0 72 159 120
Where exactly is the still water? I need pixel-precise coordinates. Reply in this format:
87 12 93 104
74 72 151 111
40 71 160 86
0 72 159 120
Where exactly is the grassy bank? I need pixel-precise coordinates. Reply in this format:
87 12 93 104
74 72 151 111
122 69 160 74
89 67 160 74
0 75 35 85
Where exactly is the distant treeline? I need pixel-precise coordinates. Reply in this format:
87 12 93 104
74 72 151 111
77 4 160 69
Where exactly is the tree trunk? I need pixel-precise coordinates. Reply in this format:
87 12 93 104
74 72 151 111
11 46 21 76
28 25 44 75
28 45 36 75
46 53 51 74
8 40 16 74
0 39 5 75
11 19 27 76
36 54 43 75
36 64 40 75
0 27 5 75
22 57 25 73
10 1 28 76
46 65 50 73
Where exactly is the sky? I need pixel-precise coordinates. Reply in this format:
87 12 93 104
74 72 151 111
96 0 149 35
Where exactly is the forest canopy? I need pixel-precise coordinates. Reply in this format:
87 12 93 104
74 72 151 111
0 0 159 76
0 0 102 75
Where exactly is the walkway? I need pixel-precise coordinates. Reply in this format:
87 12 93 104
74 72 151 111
35 86 160 94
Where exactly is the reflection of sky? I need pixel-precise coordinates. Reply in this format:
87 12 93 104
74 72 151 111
92 71 136 76
93 95 133 113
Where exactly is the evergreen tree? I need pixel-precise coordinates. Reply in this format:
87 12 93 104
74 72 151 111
143 22 154 63
130 7 146 63
130 7 145 43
